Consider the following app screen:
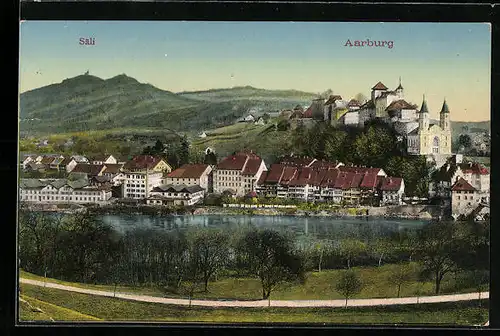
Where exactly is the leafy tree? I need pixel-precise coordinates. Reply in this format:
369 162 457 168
414 221 459 294
388 263 415 298
204 150 218 166
458 134 472 149
179 135 190 166
152 140 165 155
323 130 348 162
262 113 271 123
338 239 367 269
189 229 229 292
335 269 364 308
238 229 306 299
277 119 291 131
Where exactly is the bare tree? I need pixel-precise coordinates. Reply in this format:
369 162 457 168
238 229 306 300
189 229 229 292
388 263 415 298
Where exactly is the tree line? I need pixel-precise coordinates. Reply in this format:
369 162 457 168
19 208 488 301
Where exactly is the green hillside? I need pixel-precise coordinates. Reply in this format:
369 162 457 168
20 76 316 136
192 121 295 163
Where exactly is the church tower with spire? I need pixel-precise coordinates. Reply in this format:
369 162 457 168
439 98 450 131
395 77 404 99
418 95 430 132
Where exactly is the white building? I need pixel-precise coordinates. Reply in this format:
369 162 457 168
146 184 205 206
19 179 112 204
163 164 212 192
380 177 405 205
122 171 163 200
213 151 267 197
451 178 482 218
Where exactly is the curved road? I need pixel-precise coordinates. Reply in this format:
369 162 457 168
19 278 489 308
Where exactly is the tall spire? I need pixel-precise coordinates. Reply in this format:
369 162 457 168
396 76 403 90
440 98 450 114
420 94 429 114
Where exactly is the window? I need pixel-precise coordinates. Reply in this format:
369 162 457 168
432 136 440 154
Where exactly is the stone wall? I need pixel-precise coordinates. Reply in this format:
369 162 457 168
367 204 444 217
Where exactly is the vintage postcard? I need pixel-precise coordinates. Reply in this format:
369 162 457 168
17 21 491 325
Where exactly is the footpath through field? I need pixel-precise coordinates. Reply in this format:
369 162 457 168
19 278 489 308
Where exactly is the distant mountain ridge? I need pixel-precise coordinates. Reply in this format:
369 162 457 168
20 74 490 137
19 74 316 135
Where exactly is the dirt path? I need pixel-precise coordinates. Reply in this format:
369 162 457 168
19 278 489 308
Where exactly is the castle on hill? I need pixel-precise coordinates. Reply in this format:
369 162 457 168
320 78 452 156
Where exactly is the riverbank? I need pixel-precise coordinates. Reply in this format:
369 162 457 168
21 202 442 220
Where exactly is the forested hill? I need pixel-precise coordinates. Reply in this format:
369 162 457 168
19 75 316 136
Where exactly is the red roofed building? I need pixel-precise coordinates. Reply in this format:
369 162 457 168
214 151 267 196
380 177 405 205
458 162 490 193
451 177 483 218
123 155 172 173
164 163 212 192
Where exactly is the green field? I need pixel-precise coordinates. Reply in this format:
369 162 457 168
20 262 487 301
19 284 488 324
192 121 293 162
20 294 101 321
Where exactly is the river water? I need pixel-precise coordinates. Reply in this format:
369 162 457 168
100 214 429 243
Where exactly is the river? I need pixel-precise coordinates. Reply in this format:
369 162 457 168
100 214 429 243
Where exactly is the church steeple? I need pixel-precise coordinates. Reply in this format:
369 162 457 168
419 95 429 114
419 95 430 131
440 98 450 114
396 76 403 90
439 98 450 131
395 77 404 98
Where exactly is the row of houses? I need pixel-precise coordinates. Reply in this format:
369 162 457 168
21 153 119 172
255 157 405 206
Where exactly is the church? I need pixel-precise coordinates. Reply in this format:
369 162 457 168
406 97 452 156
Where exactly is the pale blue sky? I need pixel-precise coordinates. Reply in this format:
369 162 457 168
19 21 491 121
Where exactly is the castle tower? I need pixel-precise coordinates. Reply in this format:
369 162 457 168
418 95 430 132
439 98 450 131
371 81 388 101
395 77 404 99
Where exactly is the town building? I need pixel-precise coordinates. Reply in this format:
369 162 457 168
213 151 267 197
123 155 172 173
163 163 212 192
19 179 112 204
90 154 117 165
146 184 205 206
451 178 482 218
70 163 107 178
122 171 163 200
121 155 170 199
379 177 405 205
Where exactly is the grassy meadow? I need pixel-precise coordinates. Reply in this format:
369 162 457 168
19 283 488 324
